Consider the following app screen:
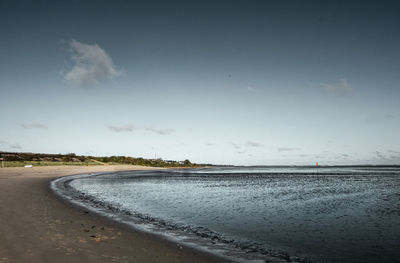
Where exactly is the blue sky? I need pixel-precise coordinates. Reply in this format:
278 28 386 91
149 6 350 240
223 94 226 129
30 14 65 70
1 0 399 165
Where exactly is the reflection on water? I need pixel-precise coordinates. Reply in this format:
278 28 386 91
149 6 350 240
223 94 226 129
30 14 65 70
70 167 400 262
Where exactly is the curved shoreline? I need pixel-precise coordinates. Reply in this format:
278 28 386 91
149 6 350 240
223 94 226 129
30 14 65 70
51 171 240 262
0 165 229 263
51 171 287 263
52 170 297 263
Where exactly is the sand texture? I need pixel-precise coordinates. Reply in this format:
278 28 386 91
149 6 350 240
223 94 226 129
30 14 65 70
0 165 227 263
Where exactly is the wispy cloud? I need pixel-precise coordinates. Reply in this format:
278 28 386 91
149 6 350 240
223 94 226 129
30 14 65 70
205 142 215 146
387 150 400 160
0 140 22 150
374 151 385 159
229 141 263 149
297 153 326 159
242 86 256 93
144 126 174 135
9 143 22 149
230 142 241 149
108 125 135 133
298 154 310 157
314 154 325 159
246 141 263 147
321 78 352 96
366 150 400 163
108 124 173 135
278 146 302 152
21 122 48 129
365 114 396 124
64 39 121 87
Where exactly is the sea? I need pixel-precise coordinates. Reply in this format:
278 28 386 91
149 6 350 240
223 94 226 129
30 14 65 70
53 166 400 262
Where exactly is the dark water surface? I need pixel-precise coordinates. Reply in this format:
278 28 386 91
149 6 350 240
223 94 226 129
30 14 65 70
68 167 400 262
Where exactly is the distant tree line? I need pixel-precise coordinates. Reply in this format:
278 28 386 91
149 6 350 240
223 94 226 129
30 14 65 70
0 152 83 162
0 151 200 167
90 155 196 167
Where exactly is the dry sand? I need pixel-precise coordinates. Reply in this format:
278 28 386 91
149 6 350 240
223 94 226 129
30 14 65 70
0 165 229 263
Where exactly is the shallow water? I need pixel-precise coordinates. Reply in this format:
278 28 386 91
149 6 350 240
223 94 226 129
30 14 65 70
69 167 400 262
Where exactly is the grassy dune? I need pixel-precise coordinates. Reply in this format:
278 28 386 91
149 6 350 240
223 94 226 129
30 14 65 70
1 160 101 167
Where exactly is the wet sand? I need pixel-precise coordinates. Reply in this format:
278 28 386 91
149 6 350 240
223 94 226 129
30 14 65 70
0 165 228 263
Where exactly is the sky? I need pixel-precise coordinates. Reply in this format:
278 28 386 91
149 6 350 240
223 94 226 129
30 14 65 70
0 0 399 165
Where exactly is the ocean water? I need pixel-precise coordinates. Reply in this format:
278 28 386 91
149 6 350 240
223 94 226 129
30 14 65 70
67 167 400 262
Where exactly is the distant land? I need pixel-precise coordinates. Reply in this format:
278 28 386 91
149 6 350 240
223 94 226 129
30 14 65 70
0 151 210 168
1 152 398 169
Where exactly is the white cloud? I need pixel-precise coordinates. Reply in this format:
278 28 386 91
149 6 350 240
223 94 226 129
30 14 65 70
278 147 302 152
387 150 400 160
230 141 263 149
108 124 173 135
322 78 352 96
108 125 135 133
374 151 385 159
246 141 263 147
144 126 174 135
64 39 121 87
229 142 241 149
367 150 400 163
21 122 48 129
298 154 310 157
242 86 256 92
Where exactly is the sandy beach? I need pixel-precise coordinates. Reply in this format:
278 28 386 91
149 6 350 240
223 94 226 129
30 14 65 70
0 165 228 263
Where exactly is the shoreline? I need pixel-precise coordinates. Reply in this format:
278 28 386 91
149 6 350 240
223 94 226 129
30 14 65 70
53 170 292 263
0 165 229 263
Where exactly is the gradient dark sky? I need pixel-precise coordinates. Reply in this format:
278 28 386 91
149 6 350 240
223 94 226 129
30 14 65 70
1 0 399 165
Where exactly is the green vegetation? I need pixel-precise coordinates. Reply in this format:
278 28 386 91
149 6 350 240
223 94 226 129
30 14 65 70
89 156 198 167
0 152 202 168
1 160 99 167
